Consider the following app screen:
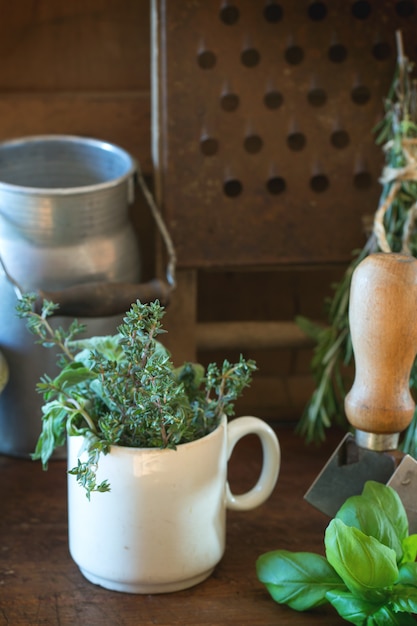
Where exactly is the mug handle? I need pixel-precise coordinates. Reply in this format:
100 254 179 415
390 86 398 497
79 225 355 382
225 416 281 511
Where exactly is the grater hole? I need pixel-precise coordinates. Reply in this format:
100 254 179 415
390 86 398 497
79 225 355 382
310 174 329 192
396 0 415 17
307 87 327 107
287 132 306 151
328 43 348 63
200 137 219 156
266 176 286 194
197 50 217 69
351 1 372 19
372 41 392 61
264 90 284 109
241 48 261 67
354 171 372 189
221 93 240 111
285 45 304 65
308 2 328 20
219 5 240 25
351 85 371 105
244 134 263 154
224 179 243 197
263 3 284 22
331 129 350 149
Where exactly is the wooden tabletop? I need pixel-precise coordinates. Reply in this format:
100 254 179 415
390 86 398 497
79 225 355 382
0 423 348 625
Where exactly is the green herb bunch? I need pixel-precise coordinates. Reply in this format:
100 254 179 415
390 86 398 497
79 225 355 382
257 481 417 625
296 36 417 455
17 295 256 497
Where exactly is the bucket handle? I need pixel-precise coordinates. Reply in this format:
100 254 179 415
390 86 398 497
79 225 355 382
0 162 177 317
135 162 177 291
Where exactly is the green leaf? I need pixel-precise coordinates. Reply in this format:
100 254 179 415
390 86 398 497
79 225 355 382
72 334 124 366
336 481 408 562
370 606 417 625
389 580 417 614
325 589 385 625
325 519 399 600
43 361 97 390
362 481 409 540
256 550 345 611
31 401 68 467
89 378 117 411
328 588 417 625
397 561 417 588
401 534 417 563
295 315 325 342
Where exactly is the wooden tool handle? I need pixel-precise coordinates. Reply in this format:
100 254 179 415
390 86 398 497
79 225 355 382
345 253 417 438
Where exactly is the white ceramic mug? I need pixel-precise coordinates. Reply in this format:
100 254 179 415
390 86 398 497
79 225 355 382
67 414 280 594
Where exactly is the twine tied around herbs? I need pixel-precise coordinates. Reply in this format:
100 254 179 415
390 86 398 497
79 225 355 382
373 30 417 256
373 137 417 255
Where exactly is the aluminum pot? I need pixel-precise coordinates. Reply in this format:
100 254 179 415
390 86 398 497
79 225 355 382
0 135 141 457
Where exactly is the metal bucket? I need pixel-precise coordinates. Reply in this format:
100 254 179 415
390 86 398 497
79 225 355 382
0 135 142 457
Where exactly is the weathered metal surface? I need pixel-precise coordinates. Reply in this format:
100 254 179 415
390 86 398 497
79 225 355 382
152 0 417 268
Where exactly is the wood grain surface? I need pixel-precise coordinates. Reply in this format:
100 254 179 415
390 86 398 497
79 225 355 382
0 425 348 625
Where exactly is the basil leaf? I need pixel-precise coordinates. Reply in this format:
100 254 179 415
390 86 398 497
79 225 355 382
389 582 417 614
325 589 385 625
362 481 409 540
397 561 417 587
336 481 408 563
256 550 345 610
325 519 399 599
370 606 417 625
327 588 417 625
401 534 417 564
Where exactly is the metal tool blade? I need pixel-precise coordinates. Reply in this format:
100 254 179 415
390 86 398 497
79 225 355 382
304 433 396 517
387 454 417 534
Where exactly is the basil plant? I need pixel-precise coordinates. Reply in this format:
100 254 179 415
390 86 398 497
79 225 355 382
257 481 417 625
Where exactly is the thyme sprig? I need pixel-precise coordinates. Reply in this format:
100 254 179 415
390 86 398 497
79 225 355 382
17 295 256 498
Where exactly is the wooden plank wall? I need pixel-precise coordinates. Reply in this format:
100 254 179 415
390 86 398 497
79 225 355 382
0 0 352 424
0 1 151 167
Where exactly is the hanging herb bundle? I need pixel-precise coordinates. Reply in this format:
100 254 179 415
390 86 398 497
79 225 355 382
297 31 417 456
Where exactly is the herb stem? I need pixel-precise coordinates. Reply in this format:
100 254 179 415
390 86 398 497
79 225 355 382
65 397 98 433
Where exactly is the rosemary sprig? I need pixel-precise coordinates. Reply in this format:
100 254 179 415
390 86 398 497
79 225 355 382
297 34 417 455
